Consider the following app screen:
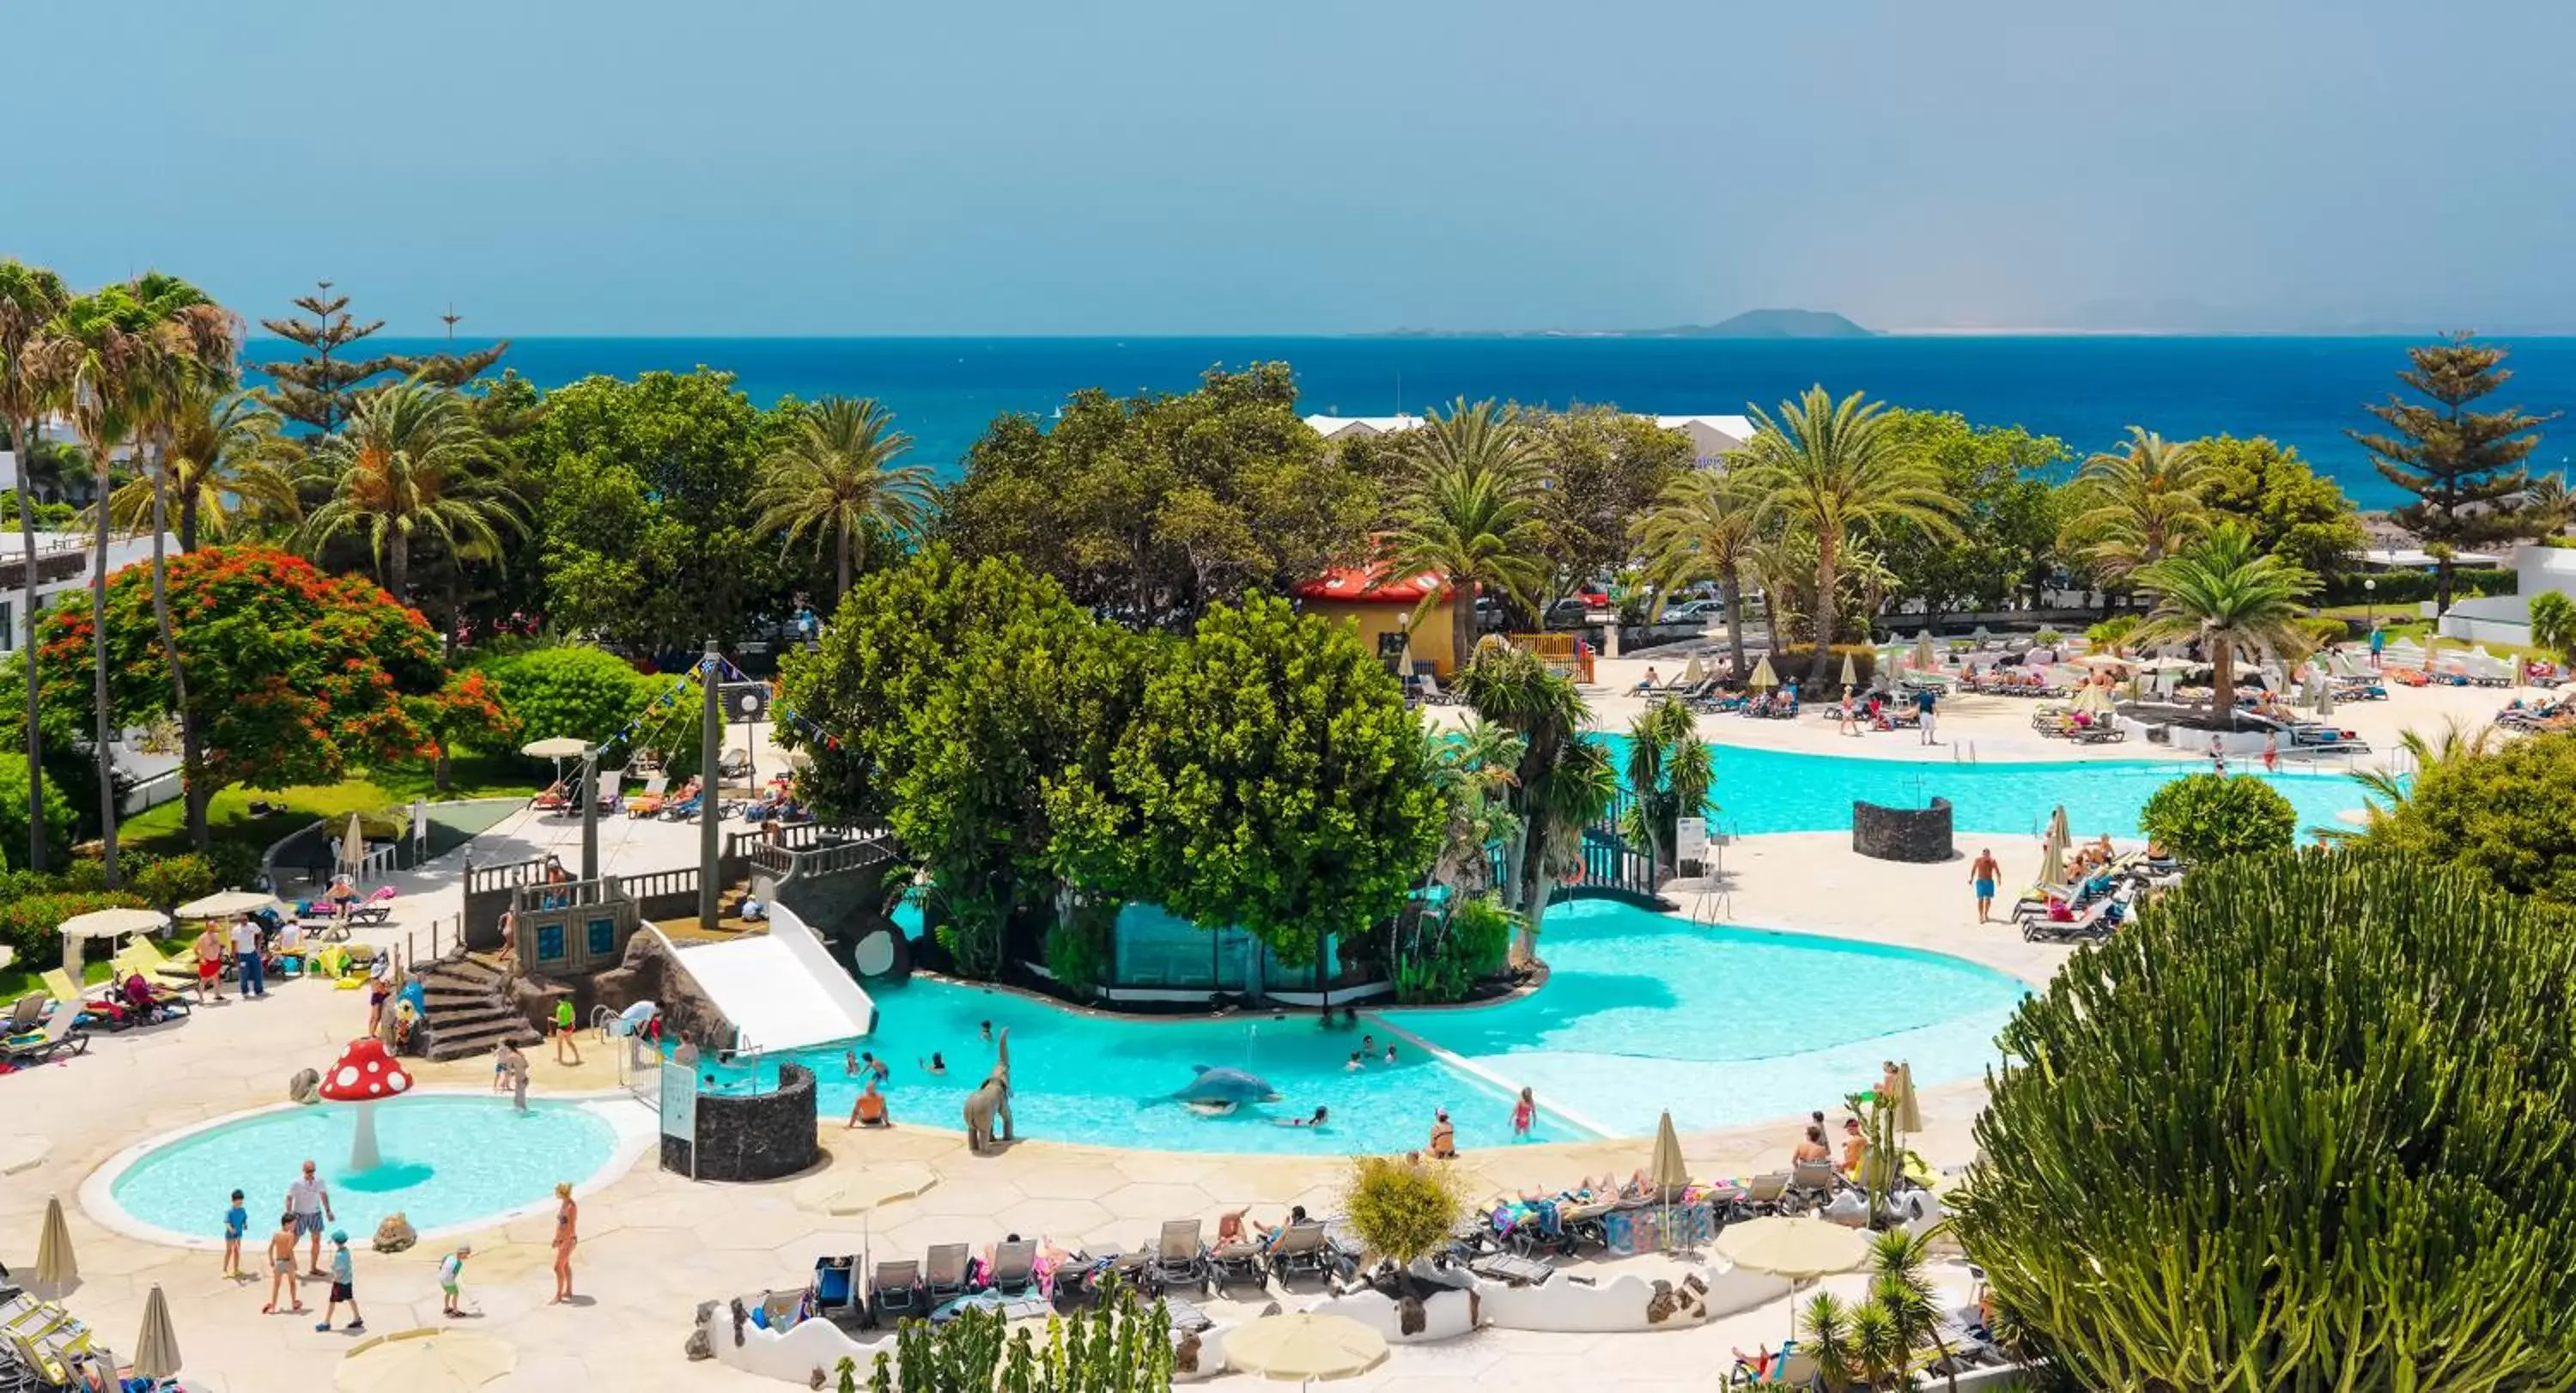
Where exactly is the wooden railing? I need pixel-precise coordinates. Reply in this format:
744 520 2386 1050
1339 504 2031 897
613 867 699 904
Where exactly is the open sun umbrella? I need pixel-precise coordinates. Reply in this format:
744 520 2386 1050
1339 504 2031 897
1677 654 1705 686
335 1329 516 1393
519 736 590 760
33 1194 76 1297
1716 1215 1873 1339
1224 1311 1388 1382
2072 684 2114 718
132 1284 181 1381
1747 655 1778 690
58 907 168 940
173 890 278 921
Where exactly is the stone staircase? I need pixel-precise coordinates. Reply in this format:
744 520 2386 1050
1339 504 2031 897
413 951 543 1061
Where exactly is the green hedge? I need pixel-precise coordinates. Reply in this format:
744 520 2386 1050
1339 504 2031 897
2321 568 2513 607
1 890 151 966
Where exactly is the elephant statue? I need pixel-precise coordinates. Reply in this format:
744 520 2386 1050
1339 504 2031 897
963 1029 1015 1154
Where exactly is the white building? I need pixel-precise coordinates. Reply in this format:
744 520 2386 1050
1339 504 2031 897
0 530 176 653
1300 411 1755 466
2433 544 2576 645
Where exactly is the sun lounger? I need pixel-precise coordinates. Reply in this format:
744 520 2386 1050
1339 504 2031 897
1 1010 89 1065
1468 1251 1555 1287
1151 1219 1209 1296
1265 1220 1338 1286
3 995 44 1036
811 1254 860 1325
923 1243 972 1302
866 1259 924 1327
987 1238 1039 1297
1206 1238 1265 1293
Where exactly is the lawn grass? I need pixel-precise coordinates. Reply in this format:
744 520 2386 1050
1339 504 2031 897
2312 605 2543 661
119 751 537 860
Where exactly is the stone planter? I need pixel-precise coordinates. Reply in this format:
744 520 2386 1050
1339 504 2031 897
1852 797 1953 863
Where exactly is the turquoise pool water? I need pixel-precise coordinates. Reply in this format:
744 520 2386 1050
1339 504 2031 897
716 903 2027 1153
701 976 1570 1155
107 1096 621 1242
1380 901 2030 1136
1616 738 2369 838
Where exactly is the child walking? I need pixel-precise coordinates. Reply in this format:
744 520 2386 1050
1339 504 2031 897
261 1214 305 1314
438 1243 472 1317
315 1230 365 1333
221 1190 248 1279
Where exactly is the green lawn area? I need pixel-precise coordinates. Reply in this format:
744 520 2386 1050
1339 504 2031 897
119 751 537 860
2313 605 2543 661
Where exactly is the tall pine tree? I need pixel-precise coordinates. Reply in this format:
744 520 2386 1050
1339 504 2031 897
2349 332 2558 613
254 281 506 435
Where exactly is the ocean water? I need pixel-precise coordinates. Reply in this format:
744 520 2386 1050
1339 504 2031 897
258 336 2576 510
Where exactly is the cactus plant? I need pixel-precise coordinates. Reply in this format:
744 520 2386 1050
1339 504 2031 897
1953 850 2576 1390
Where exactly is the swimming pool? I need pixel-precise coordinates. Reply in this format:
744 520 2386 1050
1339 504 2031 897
1380 901 2030 1136
714 903 2028 1153
95 1094 651 1247
1619 739 2369 838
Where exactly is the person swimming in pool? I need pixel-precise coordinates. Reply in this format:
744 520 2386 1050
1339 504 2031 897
920 1053 946 1075
1273 1107 1328 1128
1345 1050 1364 1072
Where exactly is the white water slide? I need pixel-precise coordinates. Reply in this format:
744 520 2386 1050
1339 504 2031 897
665 904 876 1055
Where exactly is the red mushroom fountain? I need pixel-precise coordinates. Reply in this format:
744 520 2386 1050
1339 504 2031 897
319 1037 414 1171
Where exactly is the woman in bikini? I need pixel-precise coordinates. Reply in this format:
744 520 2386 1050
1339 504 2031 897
550 1183 579 1304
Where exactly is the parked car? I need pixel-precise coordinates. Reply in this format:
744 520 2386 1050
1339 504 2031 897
1657 599 1723 622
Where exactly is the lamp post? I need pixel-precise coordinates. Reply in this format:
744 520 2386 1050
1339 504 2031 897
2364 576 2377 633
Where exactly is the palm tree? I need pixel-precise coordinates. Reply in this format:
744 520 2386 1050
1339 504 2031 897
2061 427 2214 586
115 273 239 853
1424 716 1523 897
0 259 70 872
1454 636 1616 963
2130 523 2318 713
49 284 164 885
753 396 934 603
1619 697 1709 878
1737 387 1959 684
298 375 522 603
101 384 293 551
1379 399 1552 671
1634 469 1761 677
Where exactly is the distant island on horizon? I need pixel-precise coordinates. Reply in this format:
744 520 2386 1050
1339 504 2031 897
1371 308 1875 340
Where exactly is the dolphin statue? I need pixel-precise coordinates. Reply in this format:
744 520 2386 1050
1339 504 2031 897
1175 1064 1282 1105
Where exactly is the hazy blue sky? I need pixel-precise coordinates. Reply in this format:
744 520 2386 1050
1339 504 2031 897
9 2 2573 335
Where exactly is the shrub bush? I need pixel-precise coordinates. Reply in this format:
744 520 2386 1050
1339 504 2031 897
477 645 681 769
2319 567 2513 607
1392 894 1519 1004
0 751 76 873
2084 614 2140 650
0 889 151 965
128 854 218 910
2366 729 2576 907
1042 897 1116 992
1954 852 2576 1390
1340 1153 1466 1271
2137 772 2296 862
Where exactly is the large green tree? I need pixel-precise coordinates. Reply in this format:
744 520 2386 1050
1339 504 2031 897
35 547 445 840
781 546 1142 977
1873 410 2074 614
2350 333 2558 613
1519 406 1694 592
1377 399 1554 665
752 396 933 603
2189 435 2366 580
1957 851 2576 1391
1058 594 1443 969
0 258 70 872
516 369 801 653
254 282 507 436
298 375 523 605
1739 386 1959 681
943 362 1376 632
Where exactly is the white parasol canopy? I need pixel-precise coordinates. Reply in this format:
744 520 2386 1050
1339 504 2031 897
173 891 278 921
519 737 590 760
1747 655 1778 690
1224 1311 1388 1382
59 906 168 940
